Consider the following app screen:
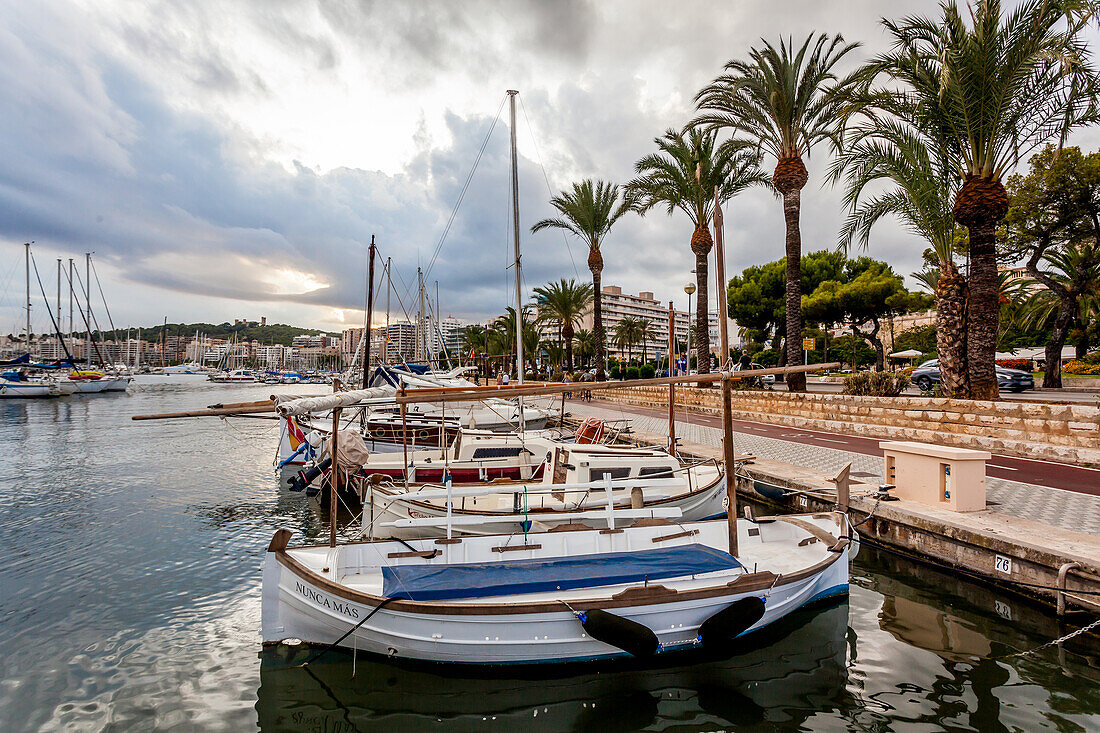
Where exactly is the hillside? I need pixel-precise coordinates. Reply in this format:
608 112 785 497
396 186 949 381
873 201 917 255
89 322 330 346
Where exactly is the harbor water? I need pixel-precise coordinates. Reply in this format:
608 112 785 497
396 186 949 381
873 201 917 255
1 375 1098 731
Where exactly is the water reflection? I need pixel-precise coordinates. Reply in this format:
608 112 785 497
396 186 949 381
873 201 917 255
256 600 850 732
2 378 1100 731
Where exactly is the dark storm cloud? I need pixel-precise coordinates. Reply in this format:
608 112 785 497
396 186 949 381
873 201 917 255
10 0 1085 331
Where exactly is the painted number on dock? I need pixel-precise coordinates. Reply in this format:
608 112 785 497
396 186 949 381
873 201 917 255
995 555 1012 575
797 495 808 508
995 600 1013 620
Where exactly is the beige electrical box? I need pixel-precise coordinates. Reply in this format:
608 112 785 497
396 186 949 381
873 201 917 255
879 441 990 512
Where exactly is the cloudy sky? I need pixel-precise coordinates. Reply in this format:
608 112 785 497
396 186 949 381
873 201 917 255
3 0 1099 336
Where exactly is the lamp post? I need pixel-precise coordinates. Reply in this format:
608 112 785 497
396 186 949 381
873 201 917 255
684 282 696 374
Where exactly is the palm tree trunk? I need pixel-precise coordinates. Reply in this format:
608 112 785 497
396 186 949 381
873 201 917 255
965 221 1000 400
782 187 805 391
694 250 710 374
936 261 969 398
589 249 606 381
690 224 714 374
563 322 575 373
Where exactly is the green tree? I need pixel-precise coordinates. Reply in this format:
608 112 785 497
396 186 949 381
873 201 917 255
727 250 847 355
532 180 636 381
1003 145 1100 386
532 278 593 372
856 0 1100 398
490 306 537 377
613 316 646 370
802 260 910 370
894 324 937 355
695 33 860 390
628 127 765 372
830 333 877 370
573 329 594 369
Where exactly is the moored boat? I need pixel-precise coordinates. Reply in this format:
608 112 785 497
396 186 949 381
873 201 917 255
260 511 851 664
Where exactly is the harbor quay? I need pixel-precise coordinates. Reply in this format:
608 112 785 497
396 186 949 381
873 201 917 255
565 394 1100 616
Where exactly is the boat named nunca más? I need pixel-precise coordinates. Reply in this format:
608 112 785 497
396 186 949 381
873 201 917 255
261 511 850 664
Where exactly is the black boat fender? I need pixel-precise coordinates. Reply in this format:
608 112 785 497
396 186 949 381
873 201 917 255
576 609 658 657
697 596 766 647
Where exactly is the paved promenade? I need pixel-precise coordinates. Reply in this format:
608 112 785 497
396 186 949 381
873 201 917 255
567 399 1100 537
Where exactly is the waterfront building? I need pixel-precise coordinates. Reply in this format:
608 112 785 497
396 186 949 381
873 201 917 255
566 285 722 362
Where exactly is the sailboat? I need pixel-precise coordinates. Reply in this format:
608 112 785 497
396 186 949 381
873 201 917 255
260 91 851 665
1 244 69 398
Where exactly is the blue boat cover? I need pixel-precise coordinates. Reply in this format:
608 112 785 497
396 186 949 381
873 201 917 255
382 544 743 601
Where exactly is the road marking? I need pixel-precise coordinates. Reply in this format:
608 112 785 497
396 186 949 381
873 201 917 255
989 464 1019 471
817 438 851 445
989 454 1100 473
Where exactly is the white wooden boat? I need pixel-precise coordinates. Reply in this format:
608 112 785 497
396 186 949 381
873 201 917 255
260 511 851 665
363 443 727 537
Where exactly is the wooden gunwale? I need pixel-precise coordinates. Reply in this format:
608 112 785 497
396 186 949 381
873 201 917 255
271 516 843 616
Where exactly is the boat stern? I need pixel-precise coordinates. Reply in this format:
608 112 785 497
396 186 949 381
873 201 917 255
261 529 295 643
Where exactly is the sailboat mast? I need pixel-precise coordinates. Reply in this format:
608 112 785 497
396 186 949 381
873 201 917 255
712 186 738 557
68 259 73 356
56 259 62 352
508 90 525 427
385 257 392 363
25 242 31 356
85 253 92 367
417 267 426 363
361 236 377 428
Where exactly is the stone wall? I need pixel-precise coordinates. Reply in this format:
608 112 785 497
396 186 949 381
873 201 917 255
600 386 1100 465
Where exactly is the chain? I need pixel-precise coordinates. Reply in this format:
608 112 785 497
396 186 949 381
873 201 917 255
998 615 1100 659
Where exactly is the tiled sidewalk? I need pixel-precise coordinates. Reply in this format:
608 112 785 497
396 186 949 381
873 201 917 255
568 401 1100 536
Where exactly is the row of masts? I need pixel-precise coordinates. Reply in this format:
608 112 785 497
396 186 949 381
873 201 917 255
21 243 118 369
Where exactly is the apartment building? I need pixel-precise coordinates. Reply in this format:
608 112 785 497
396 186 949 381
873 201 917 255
564 286 722 361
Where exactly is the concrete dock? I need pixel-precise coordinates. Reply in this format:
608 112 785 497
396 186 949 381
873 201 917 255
566 398 1100 616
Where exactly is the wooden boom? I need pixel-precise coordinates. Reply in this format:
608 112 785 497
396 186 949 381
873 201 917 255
395 362 840 405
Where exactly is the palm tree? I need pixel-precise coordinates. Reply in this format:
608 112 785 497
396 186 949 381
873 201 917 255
1018 243 1100 365
573 329 594 369
856 0 1100 398
695 34 860 390
629 127 765 373
532 278 593 372
462 324 491 382
491 306 534 376
531 180 636 381
613 317 642 371
831 117 971 395
637 319 654 363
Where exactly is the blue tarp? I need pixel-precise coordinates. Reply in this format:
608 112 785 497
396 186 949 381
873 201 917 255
382 544 743 601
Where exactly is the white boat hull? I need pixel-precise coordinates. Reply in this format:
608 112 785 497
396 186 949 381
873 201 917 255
368 471 728 538
70 377 131 393
261 515 850 665
0 381 60 398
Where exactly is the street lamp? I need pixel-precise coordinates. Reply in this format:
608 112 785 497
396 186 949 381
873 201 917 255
684 282 696 374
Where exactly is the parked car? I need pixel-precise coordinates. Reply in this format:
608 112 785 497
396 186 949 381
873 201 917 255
734 362 775 385
910 359 1035 392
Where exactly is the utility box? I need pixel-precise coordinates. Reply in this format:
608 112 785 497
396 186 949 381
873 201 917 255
879 441 990 512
